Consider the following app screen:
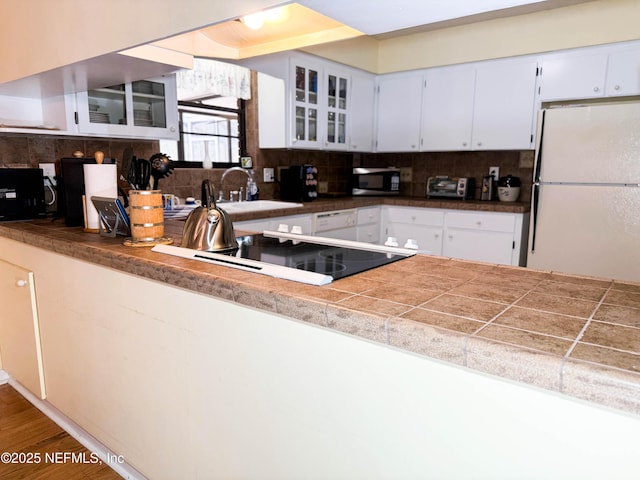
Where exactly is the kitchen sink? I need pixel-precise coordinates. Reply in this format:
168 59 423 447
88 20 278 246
216 200 303 213
165 200 303 221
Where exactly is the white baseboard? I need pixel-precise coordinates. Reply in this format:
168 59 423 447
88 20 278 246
0 370 9 384
8 379 148 480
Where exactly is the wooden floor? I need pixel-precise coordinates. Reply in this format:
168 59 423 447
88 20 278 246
0 384 121 479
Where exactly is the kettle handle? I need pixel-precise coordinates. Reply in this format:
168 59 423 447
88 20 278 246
201 179 216 209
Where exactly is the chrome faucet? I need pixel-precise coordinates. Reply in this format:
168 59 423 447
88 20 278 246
219 167 255 202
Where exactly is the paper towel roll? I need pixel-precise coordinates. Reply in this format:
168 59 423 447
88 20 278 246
83 163 117 232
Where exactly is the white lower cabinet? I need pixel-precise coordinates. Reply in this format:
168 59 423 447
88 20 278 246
381 206 528 266
234 213 313 235
0 259 46 399
356 206 381 243
381 206 444 255
443 211 529 266
236 207 528 266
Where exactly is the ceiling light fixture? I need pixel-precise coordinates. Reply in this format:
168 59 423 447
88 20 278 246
241 12 265 30
240 6 290 30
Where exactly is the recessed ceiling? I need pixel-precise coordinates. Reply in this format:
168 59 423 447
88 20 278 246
152 0 596 60
296 0 595 36
152 3 363 60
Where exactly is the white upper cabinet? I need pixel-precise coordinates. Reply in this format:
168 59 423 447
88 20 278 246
256 72 286 148
349 73 376 152
247 40 640 153
75 75 178 140
537 50 608 101
606 46 640 97
291 59 323 149
375 72 423 152
324 67 350 150
420 58 536 151
471 58 537 150
421 65 475 151
246 52 374 151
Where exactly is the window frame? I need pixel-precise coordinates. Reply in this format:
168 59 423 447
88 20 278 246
171 99 247 169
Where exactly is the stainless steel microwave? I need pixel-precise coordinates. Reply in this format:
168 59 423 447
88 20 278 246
352 167 400 196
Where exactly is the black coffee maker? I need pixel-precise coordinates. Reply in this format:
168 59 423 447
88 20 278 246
280 165 318 202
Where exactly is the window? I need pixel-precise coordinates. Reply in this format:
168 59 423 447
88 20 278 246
160 97 246 168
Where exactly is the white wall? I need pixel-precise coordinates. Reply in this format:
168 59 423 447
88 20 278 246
0 0 284 84
303 0 640 73
3 237 640 479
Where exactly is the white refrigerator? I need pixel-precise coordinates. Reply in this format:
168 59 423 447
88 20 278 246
528 102 640 282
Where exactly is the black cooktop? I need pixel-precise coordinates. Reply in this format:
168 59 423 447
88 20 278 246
233 234 409 281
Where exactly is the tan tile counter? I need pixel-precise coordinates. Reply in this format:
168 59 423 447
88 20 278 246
228 196 530 222
1 208 639 417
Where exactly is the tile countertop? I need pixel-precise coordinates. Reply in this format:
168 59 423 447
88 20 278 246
227 196 530 222
2 198 640 417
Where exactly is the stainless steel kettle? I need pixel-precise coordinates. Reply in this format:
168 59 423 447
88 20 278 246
181 179 238 252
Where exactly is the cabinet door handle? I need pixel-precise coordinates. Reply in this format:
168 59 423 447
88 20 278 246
476 221 482 226
614 85 621 91
448 234 453 240
16 279 27 287
593 86 600 92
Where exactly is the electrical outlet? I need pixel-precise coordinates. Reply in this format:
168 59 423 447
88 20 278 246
38 163 56 187
489 166 500 181
318 181 329 194
400 167 413 182
39 163 56 178
263 167 275 183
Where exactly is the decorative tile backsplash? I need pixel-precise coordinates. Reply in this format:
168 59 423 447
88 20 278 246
0 131 533 205
0 133 159 174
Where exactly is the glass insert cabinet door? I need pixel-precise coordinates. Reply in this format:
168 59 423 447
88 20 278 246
75 75 178 140
131 80 167 128
294 65 318 144
86 80 168 128
326 73 348 147
86 84 127 126
87 80 167 128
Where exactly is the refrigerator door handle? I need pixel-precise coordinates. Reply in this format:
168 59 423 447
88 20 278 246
534 110 546 183
531 182 540 252
531 110 546 253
